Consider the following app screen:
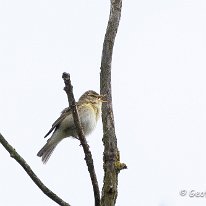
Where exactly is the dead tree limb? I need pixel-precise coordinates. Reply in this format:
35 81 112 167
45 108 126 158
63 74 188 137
62 72 100 206
0 133 71 206
100 0 127 206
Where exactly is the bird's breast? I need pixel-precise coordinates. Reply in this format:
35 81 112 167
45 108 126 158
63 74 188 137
79 105 97 135
60 103 100 138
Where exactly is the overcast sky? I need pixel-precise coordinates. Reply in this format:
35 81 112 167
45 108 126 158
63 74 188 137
1 0 206 206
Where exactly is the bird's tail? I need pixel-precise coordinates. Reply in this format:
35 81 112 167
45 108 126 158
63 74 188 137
37 132 63 164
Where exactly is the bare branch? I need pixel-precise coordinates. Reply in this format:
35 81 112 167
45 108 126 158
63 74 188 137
100 0 127 205
0 133 70 206
62 72 100 206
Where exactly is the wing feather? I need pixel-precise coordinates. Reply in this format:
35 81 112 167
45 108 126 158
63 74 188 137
44 107 72 138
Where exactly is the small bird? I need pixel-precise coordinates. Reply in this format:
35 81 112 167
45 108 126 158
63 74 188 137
37 90 105 164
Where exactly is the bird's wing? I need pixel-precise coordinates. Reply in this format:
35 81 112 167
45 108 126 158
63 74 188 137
44 107 72 138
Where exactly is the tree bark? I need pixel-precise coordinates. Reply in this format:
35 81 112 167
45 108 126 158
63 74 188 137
0 133 71 206
62 72 100 206
100 0 126 206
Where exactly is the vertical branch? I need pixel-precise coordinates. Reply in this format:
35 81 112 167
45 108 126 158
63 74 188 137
100 0 126 206
62 72 100 206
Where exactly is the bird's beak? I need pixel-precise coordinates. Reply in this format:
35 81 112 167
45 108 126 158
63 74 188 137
98 94 107 102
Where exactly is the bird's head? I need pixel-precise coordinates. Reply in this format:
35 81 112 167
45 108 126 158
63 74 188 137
78 90 106 105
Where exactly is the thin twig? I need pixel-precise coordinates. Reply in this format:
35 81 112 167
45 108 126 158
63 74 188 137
62 72 100 206
100 0 126 205
0 133 70 206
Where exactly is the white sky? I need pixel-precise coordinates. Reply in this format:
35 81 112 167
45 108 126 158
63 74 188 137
0 0 206 205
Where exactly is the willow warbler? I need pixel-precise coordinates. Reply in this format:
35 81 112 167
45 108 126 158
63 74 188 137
37 90 105 163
